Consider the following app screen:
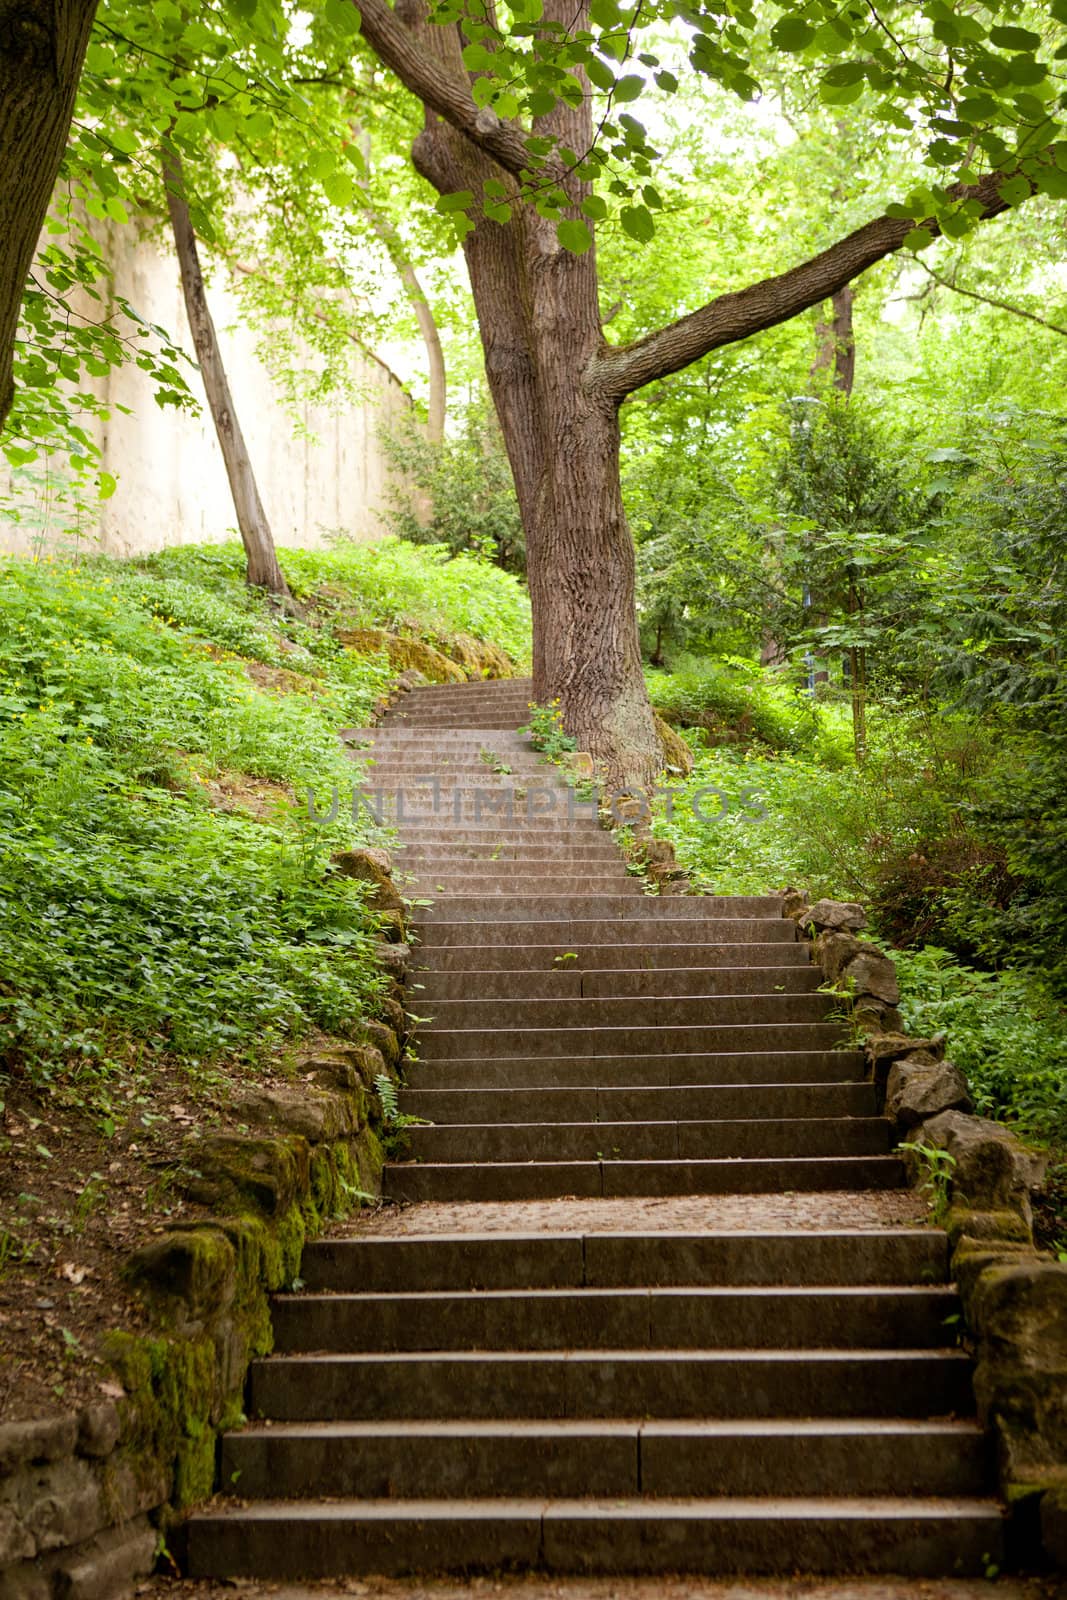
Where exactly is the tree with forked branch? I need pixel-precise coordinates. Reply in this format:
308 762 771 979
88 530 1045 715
350 0 1038 788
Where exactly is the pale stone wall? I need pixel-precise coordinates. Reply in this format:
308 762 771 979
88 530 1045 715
0 218 410 558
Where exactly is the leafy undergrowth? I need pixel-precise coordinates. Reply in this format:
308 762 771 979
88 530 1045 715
0 536 527 1421
648 668 1067 1229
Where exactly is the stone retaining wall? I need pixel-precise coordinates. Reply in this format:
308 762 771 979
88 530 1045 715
1 864 411 1599
784 890 1067 1566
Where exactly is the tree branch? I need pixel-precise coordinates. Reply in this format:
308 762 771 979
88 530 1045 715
593 170 1019 402
354 0 544 179
907 253 1067 336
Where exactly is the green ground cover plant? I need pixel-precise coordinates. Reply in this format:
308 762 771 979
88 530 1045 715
0 539 528 1125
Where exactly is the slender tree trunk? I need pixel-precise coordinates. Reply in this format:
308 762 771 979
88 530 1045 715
161 143 291 599
351 115 447 444
811 284 856 394
0 0 99 430
366 208 446 445
847 571 867 761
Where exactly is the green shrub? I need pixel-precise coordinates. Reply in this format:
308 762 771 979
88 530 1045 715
0 553 402 1112
893 947 1067 1145
646 656 848 760
279 537 532 663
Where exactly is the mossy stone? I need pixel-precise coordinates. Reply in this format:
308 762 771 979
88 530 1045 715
124 1230 236 1324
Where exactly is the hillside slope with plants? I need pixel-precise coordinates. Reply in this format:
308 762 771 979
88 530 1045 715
0 537 531 1419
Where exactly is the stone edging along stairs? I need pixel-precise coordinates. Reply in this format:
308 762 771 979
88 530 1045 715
186 677 1006 1579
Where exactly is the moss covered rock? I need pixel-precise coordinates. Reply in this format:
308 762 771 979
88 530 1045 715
331 847 406 914
654 713 694 777
443 632 514 678
338 627 467 684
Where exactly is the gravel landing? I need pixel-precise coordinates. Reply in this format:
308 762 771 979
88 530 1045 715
332 1191 929 1238
141 1574 1063 1600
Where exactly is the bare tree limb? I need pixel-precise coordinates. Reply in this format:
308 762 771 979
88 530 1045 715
593 170 1020 402
907 253 1067 336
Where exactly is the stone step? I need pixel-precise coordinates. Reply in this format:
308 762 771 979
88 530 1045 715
399 1118 891 1165
394 683 533 701
404 870 633 896
416 894 784 922
416 993 834 1032
414 942 812 971
417 919 797 946
414 1021 846 1061
349 730 536 747
299 1228 947 1292
357 765 556 782
402 1050 867 1089
386 700 535 717
413 966 822 1000
397 841 625 862
185 1495 1004 1579
401 1082 877 1124
393 819 606 837
270 1285 956 1354
220 1417 987 1502
382 1154 906 1202
388 720 531 732
409 874 643 897
248 1347 974 1422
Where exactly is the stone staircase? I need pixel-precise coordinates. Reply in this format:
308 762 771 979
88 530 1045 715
185 676 1005 1579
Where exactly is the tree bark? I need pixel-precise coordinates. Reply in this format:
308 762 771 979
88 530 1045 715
396 0 661 787
0 0 99 430
162 144 291 599
811 284 855 395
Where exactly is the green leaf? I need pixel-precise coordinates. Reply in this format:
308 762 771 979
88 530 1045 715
557 218 592 254
1035 165 1067 199
581 194 608 219
620 203 654 242
435 189 476 213
997 175 1031 206
903 226 934 251
769 17 815 52
462 41 496 71
526 88 556 116
322 170 356 207
654 69 679 93
613 74 643 103
939 210 972 239
989 24 1041 50
586 57 615 92
97 471 118 501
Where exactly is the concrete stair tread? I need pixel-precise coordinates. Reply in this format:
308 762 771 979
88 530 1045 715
258 1345 970 1366
399 1116 886 1131
383 1156 905 1201
226 1415 982 1437
278 1284 954 1304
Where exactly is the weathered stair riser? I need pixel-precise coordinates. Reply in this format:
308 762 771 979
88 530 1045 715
187 677 1005 1580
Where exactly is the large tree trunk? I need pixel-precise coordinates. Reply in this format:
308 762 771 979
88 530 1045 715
0 0 99 430
162 144 291 599
402 0 661 789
